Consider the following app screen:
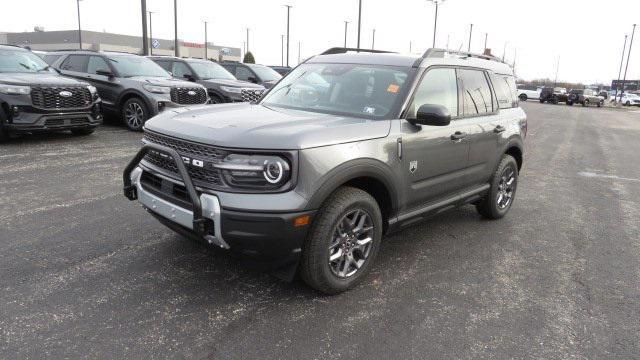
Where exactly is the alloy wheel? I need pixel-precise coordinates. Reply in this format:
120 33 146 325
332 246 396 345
496 166 516 210
328 209 374 278
125 102 145 129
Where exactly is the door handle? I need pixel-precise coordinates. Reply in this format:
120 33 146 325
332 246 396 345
494 125 506 133
450 131 467 141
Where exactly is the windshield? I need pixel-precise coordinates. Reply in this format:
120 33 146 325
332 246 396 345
261 63 411 119
108 55 169 78
189 61 235 80
0 49 50 73
249 64 282 82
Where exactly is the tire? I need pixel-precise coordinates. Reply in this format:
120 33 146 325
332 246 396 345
476 155 519 220
582 100 589 107
121 97 148 131
209 94 224 104
567 101 573 106
0 109 9 143
626 101 631 106
597 101 603 108
70 128 95 136
300 186 383 294
519 94 528 101
539 99 545 103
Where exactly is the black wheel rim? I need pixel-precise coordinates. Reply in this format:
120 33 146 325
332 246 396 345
125 102 144 129
328 209 374 278
496 166 516 210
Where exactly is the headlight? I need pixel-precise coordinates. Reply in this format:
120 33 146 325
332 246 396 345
143 84 171 94
87 85 98 95
220 86 243 94
0 84 30 95
215 153 292 190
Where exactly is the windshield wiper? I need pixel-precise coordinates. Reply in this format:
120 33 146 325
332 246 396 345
18 63 32 70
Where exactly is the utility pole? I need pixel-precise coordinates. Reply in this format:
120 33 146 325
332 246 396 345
467 23 473 52
621 24 637 98
446 34 450 49
76 0 83 49
281 35 284 66
344 21 349 48
284 5 292 67
427 0 444 48
372 29 376 49
409 41 412 53
298 41 301 64
141 0 148 55
148 11 154 55
554 56 560 87
484 33 488 52
246 28 250 54
502 41 508 61
615 35 629 101
357 0 362 51
203 21 208 60
174 0 179 57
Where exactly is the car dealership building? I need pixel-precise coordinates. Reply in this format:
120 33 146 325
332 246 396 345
0 30 241 62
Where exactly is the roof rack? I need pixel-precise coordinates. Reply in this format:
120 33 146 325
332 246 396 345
412 48 506 68
320 47 397 55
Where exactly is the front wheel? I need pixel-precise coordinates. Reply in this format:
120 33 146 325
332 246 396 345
122 98 148 131
476 155 519 220
300 187 383 294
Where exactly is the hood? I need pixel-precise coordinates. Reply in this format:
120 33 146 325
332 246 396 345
199 78 264 90
126 76 200 88
0 72 88 86
144 103 391 150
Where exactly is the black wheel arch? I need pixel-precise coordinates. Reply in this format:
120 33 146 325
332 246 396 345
502 137 524 171
116 90 154 115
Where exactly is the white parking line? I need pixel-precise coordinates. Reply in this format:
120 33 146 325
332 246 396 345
578 171 640 183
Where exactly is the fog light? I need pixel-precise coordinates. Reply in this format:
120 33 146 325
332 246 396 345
12 106 20 117
158 102 166 111
293 215 310 227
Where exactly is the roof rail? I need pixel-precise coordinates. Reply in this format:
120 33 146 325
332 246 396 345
320 47 397 55
0 44 31 50
412 48 507 68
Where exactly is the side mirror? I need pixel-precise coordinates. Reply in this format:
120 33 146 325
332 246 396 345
95 69 113 77
247 76 258 84
183 74 195 81
410 104 451 126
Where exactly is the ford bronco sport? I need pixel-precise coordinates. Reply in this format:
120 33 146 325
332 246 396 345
123 48 526 294
0 45 102 142
50 51 208 131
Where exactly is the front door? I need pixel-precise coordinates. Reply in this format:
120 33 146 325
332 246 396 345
86 55 120 110
401 67 473 211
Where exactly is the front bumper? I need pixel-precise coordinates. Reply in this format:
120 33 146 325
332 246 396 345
3 103 102 132
123 144 314 266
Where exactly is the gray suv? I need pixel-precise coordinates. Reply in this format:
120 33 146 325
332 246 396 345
123 48 527 294
148 56 265 103
50 51 208 131
0 45 102 142
220 62 282 89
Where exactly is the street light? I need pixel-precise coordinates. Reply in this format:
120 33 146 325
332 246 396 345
76 0 83 50
615 35 629 101
141 0 148 55
426 0 445 48
281 34 284 66
502 41 508 61
284 5 292 67
203 20 208 60
148 11 155 55
621 24 637 98
372 29 376 50
467 23 473 52
344 21 349 48
174 0 179 57
357 0 362 51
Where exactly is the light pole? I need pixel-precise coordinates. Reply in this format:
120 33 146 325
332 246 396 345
246 28 250 54
615 35 628 101
148 11 155 55
467 23 473 52
203 20 208 60
357 0 362 51
372 29 376 49
409 41 412 53
484 33 488 52
298 41 301 64
281 35 284 66
502 41 508 61
174 0 179 57
621 24 637 98
344 21 349 48
427 0 444 48
141 0 148 55
76 0 83 50
284 5 292 67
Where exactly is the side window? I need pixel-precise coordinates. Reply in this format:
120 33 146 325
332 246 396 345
460 69 493 116
43 54 62 65
490 73 516 109
409 67 458 118
235 66 253 81
87 56 110 75
60 55 88 73
172 61 193 79
155 61 172 72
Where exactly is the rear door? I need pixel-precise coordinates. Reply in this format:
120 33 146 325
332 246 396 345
58 54 89 81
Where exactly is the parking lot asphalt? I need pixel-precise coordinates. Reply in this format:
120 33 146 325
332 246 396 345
1 102 639 359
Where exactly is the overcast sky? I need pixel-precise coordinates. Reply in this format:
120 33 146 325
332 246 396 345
3 0 640 83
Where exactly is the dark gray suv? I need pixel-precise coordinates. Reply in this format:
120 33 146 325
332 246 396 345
123 48 526 294
50 51 208 131
148 56 265 104
220 62 282 89
0 45 102 142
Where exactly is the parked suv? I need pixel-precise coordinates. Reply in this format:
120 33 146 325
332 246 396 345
148 56 265 104
567 89 604 107
0 45 102 142
220 62 282 89
123 48 526 294
50 51 208 131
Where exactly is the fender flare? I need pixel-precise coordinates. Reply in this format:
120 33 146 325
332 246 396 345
116 90 155 114
305 158 400 216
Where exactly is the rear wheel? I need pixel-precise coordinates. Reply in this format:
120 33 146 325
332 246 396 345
476 155 519 220
597 100 603 108
519 94 528 101
567 101 573 106
122 97 148 131
300 187 383 294
70 128 95 136
583 100 589 107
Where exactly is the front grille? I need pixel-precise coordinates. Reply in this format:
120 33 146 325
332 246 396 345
240 89 264 103
31 86 92 109
140 171 193 210
170 87 208 105
142 131 227 187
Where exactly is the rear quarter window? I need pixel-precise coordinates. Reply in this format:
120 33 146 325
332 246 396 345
491 73 517 109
